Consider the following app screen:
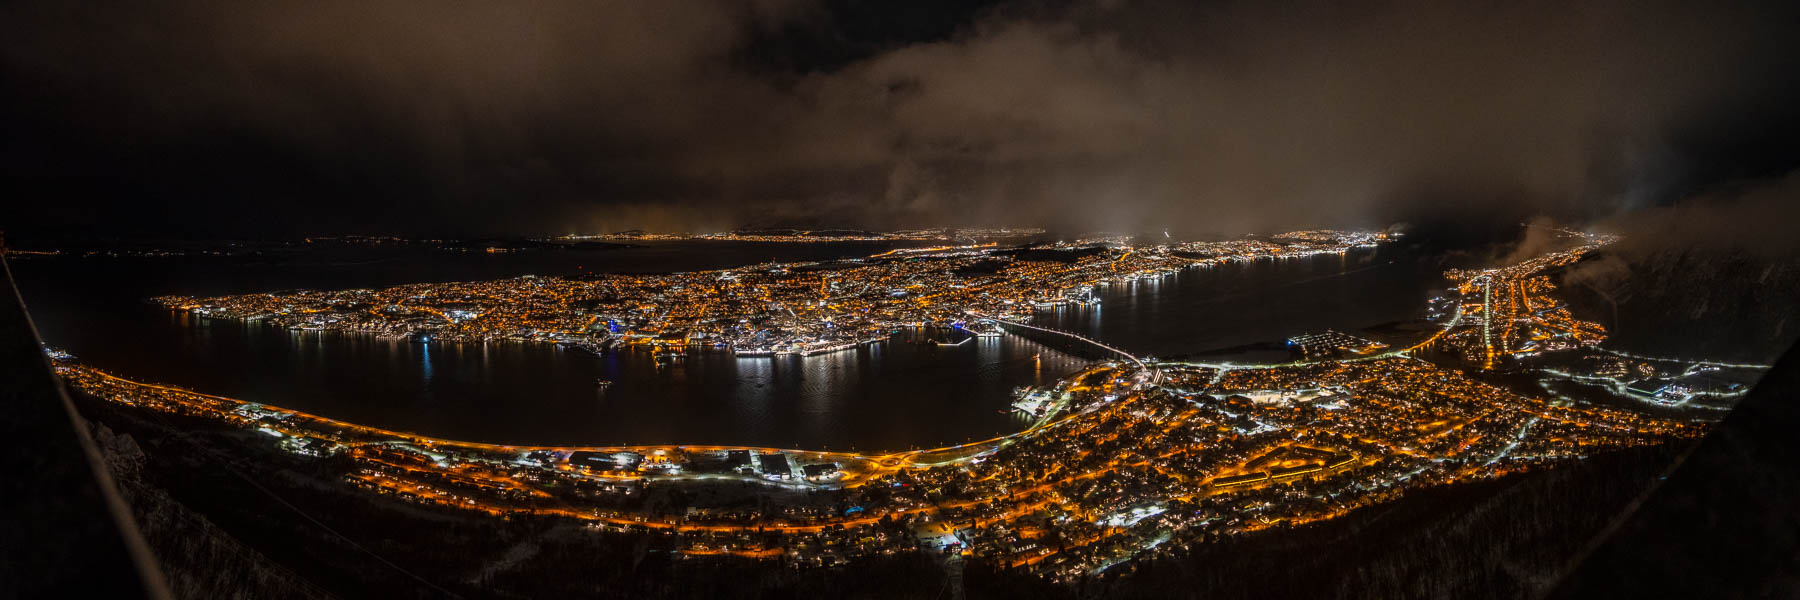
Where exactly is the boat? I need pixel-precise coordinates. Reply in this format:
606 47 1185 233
596 378 612 388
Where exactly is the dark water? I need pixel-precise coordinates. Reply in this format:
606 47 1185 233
1033 244 1452 361
14 241 1453 450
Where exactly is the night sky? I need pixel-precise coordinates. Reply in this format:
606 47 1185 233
4 0 1800 241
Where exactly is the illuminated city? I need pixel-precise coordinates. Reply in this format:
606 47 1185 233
7 1 1799 597
151 230 1393 358
45 229 1754 581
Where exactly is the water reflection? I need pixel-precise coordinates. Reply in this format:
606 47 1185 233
14 242 1443 450
1034 246 1443 360
420 341 433 381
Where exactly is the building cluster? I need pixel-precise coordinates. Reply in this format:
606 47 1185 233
1172 230 1389 260
1534 353 1759 408
1285 330 1387 359
559 227 1045 244
1422 230 1614 371
55 353 1699 579
58 226 1729 580
152 231 1394 359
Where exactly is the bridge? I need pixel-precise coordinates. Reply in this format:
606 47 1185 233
973 313 1145 369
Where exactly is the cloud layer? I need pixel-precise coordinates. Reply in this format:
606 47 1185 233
4 0 1798 237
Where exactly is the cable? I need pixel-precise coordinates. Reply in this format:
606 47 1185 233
3 247 175 600
143 409 466 598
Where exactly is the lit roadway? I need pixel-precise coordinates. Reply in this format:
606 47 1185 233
63 361 1152 542
66 362 1120 482
52 228 1721 571
974 313 1164 390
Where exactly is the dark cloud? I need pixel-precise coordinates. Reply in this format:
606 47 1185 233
1595 169 1800 258
1558 169 1800 361
3 0 1799 238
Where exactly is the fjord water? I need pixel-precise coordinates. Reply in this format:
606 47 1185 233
1031 245 1453 361
14 241 1446 450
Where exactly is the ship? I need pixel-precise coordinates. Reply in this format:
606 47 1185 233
653 348 685 365
962 320 1005 338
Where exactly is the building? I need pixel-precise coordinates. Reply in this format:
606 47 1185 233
726 449 752 468
1286 330 1386 359
570 450 641 473
758 453 793 479
1212 473 1269 488
1626 378 1671 399
803 462 839 480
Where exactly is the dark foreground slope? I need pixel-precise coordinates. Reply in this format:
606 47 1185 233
68 391 982 598
1081 444 1684 599
1088 346 1799 599
1550 343 1800 597
0 251 166 597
